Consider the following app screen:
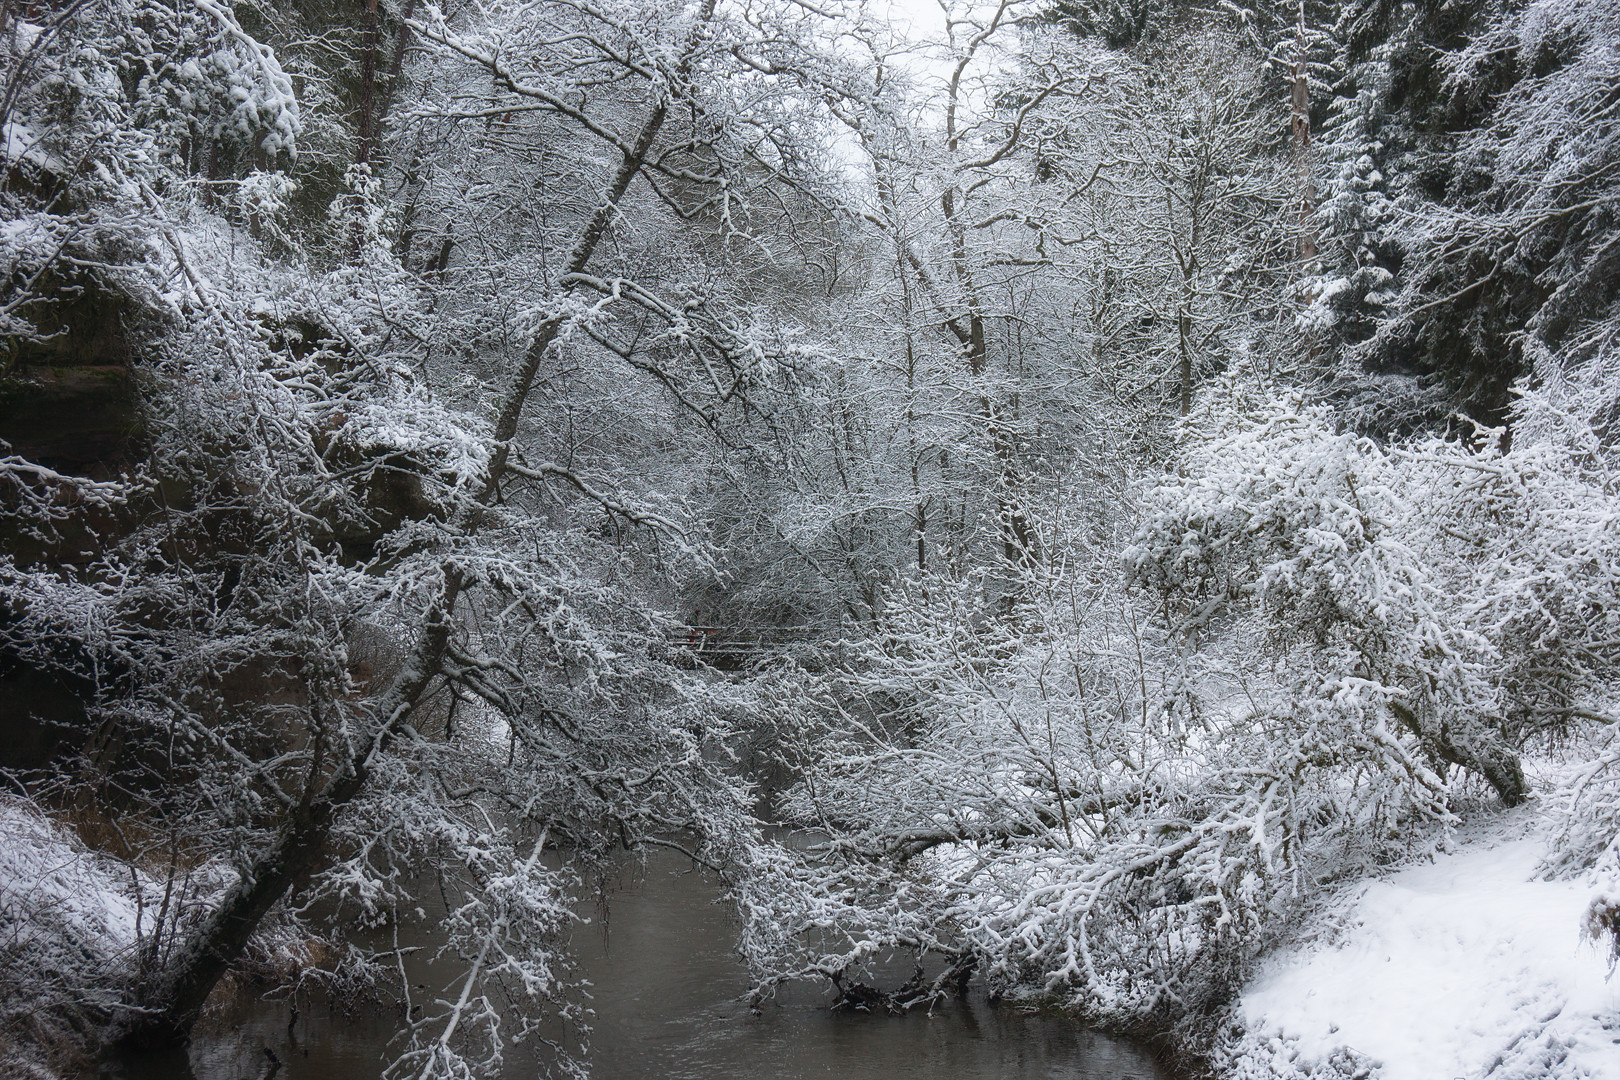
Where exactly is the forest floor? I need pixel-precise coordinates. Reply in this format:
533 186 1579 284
1224 802 1620 1080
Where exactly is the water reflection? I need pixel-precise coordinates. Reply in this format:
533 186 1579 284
127 847 1172 1080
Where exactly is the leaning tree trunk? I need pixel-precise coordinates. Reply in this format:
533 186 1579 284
115 574 463 1048
1389 701 1528 807
112 89 675 1052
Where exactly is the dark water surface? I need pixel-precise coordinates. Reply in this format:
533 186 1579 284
125 847 1172 1080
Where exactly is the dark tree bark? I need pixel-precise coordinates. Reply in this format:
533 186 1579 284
354 0 381 167
1389 701 1528 807
1290 5 1316 264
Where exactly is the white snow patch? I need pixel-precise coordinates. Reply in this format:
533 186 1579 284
0 798 148 985
1 122 63 173
1240 818 1620 1080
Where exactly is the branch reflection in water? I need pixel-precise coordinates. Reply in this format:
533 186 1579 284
124 846 1173 1080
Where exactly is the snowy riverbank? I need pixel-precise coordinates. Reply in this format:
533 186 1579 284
1222 808 1620 1080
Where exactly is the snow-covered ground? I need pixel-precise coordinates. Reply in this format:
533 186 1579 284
0 798 149 1076
1229 811 1620 1080
0 797 145 971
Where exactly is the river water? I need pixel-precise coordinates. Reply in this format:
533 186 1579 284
121 847 1172 1080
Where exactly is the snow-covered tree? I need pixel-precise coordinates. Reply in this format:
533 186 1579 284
0 0 863 1073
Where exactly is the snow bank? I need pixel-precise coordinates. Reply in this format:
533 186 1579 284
0 798 144 975
0 799 154 1078
1234 816 1620 1080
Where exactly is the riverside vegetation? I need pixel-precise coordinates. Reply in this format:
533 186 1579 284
1 0 1618 1077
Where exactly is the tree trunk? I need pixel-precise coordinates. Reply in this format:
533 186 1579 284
1389 701 1528 806
1178 308 1193 415
1291 2 1317 263
354 0 381 167
111 89 674 1052
115 573 463 1049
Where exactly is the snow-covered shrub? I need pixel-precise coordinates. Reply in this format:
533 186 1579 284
763 357 1620 1033
1475 362 1620 875
0 797 153 1072
759 470 1452 1026
1128 384 1524 806
0 797 145 1001
1141 366 1620 866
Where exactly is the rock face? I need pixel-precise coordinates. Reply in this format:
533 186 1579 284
0 285 439 771
0 363 137 471
0 278 141 771
0 276 141 477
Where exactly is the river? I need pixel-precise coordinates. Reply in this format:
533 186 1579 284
114 846 1174 1080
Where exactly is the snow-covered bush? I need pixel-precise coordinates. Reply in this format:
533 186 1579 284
758 468 1452 1027
0 799 147 1034
1129 384 1527 807
763 353 1620 1037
